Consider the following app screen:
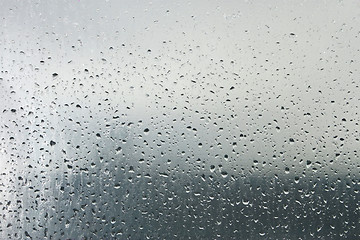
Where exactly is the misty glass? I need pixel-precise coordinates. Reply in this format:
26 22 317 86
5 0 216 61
1 0 359 239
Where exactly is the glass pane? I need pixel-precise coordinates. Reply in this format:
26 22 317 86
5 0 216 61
1 0 359 239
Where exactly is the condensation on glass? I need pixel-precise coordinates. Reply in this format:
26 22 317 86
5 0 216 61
1 0 359 239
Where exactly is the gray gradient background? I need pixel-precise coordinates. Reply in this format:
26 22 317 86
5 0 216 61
1 0 359 239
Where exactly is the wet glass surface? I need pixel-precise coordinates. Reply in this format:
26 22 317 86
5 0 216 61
1 0 360 239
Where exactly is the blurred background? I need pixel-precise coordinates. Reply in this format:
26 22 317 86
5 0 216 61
1 0 359 239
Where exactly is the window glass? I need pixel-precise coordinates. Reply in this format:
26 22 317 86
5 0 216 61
1 0 359 239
